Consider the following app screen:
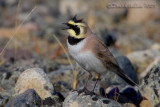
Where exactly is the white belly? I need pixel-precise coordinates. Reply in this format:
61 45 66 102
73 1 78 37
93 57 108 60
67 40 106 73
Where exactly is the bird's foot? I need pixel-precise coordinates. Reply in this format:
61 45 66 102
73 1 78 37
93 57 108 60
83 90 96 96
77 87 89 95
74 87 96 96
72 88 88 95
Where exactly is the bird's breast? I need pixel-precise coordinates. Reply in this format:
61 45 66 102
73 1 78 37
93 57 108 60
67 37 86 56
67 39 106 73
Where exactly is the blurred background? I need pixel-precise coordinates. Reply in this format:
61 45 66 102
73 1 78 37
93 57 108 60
0 0 160 99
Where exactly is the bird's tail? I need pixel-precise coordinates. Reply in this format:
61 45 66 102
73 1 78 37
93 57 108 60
116 68 139 87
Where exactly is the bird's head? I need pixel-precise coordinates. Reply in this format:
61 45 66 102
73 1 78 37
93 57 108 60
63 16 90 38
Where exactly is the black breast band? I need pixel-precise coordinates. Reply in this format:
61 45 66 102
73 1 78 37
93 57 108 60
68 36 84 45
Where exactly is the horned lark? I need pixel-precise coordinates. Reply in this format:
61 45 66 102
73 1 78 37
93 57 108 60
63 16 138 92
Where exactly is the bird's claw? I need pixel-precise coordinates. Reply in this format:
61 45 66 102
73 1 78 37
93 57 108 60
75 87 96 96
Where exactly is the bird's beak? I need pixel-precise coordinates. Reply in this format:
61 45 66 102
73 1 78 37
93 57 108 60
62 23 68 25
62 23 70 30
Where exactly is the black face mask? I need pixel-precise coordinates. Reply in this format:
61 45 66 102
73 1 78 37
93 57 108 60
67 24 80 35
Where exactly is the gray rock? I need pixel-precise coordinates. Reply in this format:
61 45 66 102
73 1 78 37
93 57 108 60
127 49 160 73
14 68 56 100
63 91 123 107
140 57 160 79
116 35 153 54
5 89 41 107
101 71 124 87
98 29 118 47
1 71 21 90
151 43 160 50
0 0 6 8
48 65 74 85
54 81 72 98
0 91 10 107
0 53 57 74
140 65 160 107
5 0 17 6
11 55 57 73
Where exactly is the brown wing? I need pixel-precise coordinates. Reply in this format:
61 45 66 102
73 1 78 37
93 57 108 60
93 38 138 86
93 38 118 69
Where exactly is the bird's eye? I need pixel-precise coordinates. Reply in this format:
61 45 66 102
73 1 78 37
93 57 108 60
75 25 78 28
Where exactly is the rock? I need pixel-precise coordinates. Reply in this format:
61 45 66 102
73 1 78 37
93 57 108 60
0 0 6 8
151 43 160 50
54 81 72 98
1 54 58 76
140 65 160 107
140 57 160 79
105 86 143 106
116 34 153 54
99 29 118 47
63 91 123 107
105 31 117 46
1 71 21 90
31 56 57 73
139 98 152 107
123 103 136 107
118 87 142 106
14 68 55 100
5 89 41 107
5 0 17 6
116 56 138 84
48 65 74 85
0 48 33 61
20 0 35 12
107 8 128 23
0 91 10 107
127 49 160 73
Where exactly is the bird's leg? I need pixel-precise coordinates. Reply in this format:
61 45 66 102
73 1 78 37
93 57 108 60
83 73 100 96
91 73 100 93
77 73 92 95
92 79 98 92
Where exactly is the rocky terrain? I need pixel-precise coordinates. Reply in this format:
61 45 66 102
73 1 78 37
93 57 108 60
0 0 160 107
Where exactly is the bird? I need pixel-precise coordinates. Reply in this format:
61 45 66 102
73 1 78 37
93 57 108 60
63 16 138 94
